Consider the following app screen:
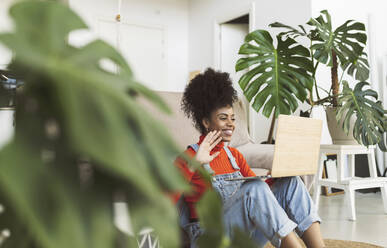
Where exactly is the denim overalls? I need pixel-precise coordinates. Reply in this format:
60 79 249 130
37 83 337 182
178 144 321 248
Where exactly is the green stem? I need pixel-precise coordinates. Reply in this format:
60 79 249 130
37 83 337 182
313 93 341 105
267 113 276 144
338 67 346 85
274 49 279 109
313 61 321 101
310 38 321 103
331 50 339 106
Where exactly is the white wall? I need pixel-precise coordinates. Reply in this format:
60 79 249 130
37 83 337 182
69 0 189 92
188 0 312 73
188 0 312 143
0 0 14 69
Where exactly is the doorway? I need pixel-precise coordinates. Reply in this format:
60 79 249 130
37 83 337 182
220 15 249 97
214 3 272 143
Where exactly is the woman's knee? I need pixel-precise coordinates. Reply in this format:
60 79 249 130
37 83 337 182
276 176 303 190
242 180 272 196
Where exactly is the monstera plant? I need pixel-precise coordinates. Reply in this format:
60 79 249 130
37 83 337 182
236 30 314 143
0 1 263 248
236 10 386 150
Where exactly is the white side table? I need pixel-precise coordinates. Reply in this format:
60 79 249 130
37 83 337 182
313 144 387 221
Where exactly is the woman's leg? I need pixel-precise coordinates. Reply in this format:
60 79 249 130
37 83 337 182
280 232 303 248
301 222 324 248
271 177 324 248
223 180 298 248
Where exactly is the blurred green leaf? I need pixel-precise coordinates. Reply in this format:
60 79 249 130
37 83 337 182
229 227 259 248
0 1 188 247
196 191 225 248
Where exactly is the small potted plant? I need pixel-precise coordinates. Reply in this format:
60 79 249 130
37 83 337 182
0 70 20 148
0 70 20 109
236 10 386 150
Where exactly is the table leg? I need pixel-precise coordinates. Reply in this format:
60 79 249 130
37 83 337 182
313 153 325 210
345 187 356 221
348 154 355 179
368 148 377 178
381 183 387 214
337 152 345 183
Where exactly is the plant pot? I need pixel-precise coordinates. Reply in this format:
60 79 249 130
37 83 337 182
0 107 15 149
325 106 358 145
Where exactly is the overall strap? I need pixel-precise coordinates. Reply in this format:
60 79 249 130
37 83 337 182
223 146 240 170
188 144 214 175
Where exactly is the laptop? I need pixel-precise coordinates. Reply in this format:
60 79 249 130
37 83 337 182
226 114 323 180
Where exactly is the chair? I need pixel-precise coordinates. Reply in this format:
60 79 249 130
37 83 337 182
114 202 160 248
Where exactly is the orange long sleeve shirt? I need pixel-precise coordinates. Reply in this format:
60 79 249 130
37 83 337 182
175 136 274 219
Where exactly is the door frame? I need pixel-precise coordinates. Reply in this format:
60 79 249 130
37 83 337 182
213 2 257 141
213 2 255 70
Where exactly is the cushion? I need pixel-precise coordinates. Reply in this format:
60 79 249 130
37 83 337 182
229 99 251 147
251 168 270 176
236 142 274 170
137 91 200 151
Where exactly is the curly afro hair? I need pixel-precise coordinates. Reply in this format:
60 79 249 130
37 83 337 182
181 68 238 134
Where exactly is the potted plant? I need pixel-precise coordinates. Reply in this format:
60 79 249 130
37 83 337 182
236 10 386 151
0 70 21 109
0 70 20 149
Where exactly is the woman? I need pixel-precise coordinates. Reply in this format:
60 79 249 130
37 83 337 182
175 68 324 248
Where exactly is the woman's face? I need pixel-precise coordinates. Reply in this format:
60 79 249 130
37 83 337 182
202 105 235 142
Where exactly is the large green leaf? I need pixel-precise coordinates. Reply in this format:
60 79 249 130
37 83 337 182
236 30 313 118
269 22 316 40
341 52 369 81
307 10 369 80
337 81 386 151
0 1 187 247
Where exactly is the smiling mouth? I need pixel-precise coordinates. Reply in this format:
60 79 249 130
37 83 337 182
222 129 233 136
